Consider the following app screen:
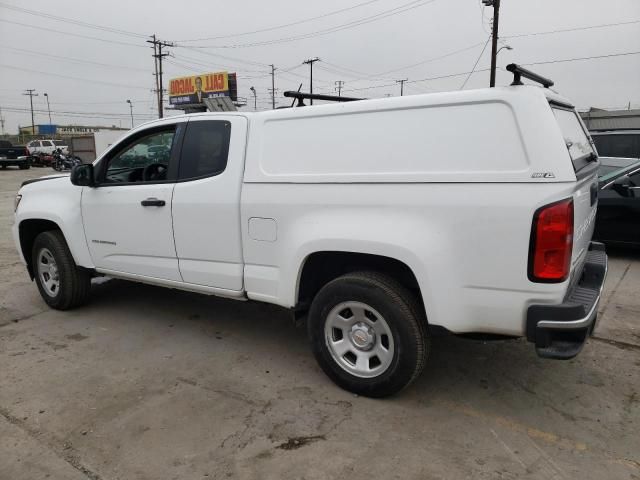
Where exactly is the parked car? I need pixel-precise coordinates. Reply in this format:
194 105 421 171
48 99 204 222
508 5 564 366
12 70 607 397
591 130 640 159
598 156 638 177
594 159 640 247
26 139 69 156
0 140 31 170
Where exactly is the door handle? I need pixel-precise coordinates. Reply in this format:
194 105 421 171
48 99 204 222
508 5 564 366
140 198 166 207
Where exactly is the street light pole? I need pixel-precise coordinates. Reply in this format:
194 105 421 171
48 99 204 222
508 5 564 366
126 99 133 128
43 93 52 126
250 86 257 110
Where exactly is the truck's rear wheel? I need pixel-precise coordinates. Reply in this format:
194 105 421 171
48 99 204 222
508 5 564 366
19 162 30 170
308 271 428 397
32 231 91 310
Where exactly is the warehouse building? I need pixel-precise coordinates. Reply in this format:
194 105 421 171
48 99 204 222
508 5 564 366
19 124 128 136
579 108 640 131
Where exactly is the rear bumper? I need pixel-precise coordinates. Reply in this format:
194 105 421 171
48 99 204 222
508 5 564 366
526 242 608 359
0 156 30 166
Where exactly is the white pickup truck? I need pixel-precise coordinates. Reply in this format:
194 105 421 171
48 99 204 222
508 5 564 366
13 66 607 397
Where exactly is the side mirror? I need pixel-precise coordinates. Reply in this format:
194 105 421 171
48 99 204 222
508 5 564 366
70 164 95 187
611 177 630 197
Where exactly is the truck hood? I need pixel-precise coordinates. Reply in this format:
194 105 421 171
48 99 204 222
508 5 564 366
21 173 69 188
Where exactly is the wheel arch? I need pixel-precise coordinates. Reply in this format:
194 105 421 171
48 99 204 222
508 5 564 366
19 218 64 279
295 250 427 319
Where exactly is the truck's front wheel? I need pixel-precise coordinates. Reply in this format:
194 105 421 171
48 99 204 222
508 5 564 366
32 231 91 310
308 272 429 397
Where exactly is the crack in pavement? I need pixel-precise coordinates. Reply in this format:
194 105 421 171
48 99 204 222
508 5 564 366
0 309 48 328
591 336 640 352
0 405 102 480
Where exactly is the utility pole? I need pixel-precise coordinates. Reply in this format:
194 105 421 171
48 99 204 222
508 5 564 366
147 35 174 118
23 89 38 135
0 107 5 135
335 80 345 97
483 0 501 87
269 64 276 110
43 93 52 127
396 78 408 96
126 99 134 128
303 57 320 105
249 87 257 110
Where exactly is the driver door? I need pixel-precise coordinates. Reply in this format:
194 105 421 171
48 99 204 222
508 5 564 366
81 121 185 281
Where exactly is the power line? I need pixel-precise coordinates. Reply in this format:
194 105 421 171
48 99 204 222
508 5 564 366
504 19 640 39
374 42 487 76
521 50 640 67
0 46 148 72
177 0 384 42
460 36 491 89
0 18 146 48
176 45 270 68
365 19 640 79
188 0 438 48
0 64 150 90
0 2 147 38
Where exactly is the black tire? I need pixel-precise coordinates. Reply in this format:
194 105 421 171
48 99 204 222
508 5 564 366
308 271 429 398
19 162 30 170
32 230 91 310
1 165 6 169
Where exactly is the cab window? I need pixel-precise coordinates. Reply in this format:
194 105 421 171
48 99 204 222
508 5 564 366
178 120 231 180
102 127 176 184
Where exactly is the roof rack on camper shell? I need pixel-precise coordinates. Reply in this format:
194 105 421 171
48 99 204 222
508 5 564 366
506 63 554 88
283 91 364 107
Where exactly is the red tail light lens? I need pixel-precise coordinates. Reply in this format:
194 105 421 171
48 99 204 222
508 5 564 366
529 199 573 282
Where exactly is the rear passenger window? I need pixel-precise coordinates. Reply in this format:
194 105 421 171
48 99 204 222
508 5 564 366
593 134 638 158
178 120 231 180
552 106 595 172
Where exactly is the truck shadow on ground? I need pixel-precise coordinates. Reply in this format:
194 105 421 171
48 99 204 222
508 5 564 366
85 277 631 409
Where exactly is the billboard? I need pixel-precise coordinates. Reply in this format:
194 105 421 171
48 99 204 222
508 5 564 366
169 72 238 105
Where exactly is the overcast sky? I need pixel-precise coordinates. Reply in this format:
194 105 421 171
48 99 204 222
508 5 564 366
0 0 638 133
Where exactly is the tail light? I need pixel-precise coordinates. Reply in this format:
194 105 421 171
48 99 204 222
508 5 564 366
528 198 573 282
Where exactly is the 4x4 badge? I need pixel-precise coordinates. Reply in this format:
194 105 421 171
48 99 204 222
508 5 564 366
531 172 555 178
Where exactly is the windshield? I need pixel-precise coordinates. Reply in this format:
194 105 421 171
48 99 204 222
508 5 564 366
599 159 640 183
552 107 595 171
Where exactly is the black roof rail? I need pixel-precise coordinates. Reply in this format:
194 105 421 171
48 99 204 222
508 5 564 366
283 91 364 107
506 63 554 88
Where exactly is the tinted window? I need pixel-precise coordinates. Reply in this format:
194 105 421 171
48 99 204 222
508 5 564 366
104 128 176 184
178 120 231 180
592 134 638 158
53 140 66 146
598 165 622 177
551 107 595 171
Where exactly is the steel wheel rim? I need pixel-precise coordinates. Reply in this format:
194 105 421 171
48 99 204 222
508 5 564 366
37 248 60 297
324 301 395 378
